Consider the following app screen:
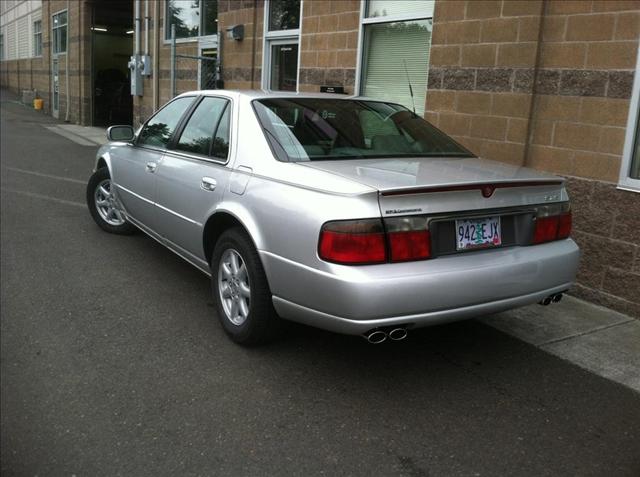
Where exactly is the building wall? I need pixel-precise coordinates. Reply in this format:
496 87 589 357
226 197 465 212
426 0 640 317
0 0 91 125
298 0 359 93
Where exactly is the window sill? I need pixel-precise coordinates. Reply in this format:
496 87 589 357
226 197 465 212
617 178 640 193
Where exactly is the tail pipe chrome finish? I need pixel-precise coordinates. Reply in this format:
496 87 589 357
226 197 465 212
539 293 564 306
364 330 387 344
388 328 408 341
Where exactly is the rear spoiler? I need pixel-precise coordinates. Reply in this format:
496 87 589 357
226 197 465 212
379 180 564 197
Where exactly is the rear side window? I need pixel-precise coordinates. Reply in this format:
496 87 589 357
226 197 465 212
175 97 230 158
137 97 194 148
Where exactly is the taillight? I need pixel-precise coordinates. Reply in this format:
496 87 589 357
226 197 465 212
318 219 386 265
385 216 431 262
318 217 432 265
557 212 572 239
533 203 572 244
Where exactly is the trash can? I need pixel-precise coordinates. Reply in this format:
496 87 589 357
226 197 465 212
33 98 43 110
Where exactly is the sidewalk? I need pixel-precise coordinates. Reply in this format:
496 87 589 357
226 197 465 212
482 296 639 392
2 88 639 393
0 88 107 146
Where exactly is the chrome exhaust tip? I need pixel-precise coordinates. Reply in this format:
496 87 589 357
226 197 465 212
365 330 387 344
539 296 553 306
388 328 408 341
552 293 563 303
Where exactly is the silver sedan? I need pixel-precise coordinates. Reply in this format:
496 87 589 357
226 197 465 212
86 91 579 345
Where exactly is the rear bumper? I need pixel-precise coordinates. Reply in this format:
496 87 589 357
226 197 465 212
261 239 580 335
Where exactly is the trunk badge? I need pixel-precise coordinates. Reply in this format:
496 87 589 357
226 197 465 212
481 185 495 198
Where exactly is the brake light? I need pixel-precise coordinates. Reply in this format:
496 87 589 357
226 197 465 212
557 212 572 239
318 216 432 265
319 219 386 265
533 210 572 244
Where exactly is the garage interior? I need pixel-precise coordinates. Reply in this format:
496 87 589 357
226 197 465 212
91 0 133 126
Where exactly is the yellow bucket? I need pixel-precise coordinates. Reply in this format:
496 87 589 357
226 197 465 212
33 98 43 110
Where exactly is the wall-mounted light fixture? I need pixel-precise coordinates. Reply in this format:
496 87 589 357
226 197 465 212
226 24 244 41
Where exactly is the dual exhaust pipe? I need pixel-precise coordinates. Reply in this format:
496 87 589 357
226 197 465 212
539 293 564 306
365 292 566 342
364 327 408 344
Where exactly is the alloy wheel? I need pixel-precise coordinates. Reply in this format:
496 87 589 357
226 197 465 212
218 248 251 325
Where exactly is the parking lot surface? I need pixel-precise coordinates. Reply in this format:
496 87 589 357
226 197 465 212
2 97 639 476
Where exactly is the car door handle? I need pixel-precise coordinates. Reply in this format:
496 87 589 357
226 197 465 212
146 161 157 173
201 177 217 191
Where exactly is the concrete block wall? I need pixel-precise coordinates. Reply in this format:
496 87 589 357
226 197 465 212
425 0 544 166
218 0 264 90
425 0 640 317
298 0 359 93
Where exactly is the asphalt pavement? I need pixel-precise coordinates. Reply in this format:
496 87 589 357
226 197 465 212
1 94 639 476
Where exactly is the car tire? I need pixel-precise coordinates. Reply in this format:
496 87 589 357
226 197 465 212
211 227 281 345
86 167 136 235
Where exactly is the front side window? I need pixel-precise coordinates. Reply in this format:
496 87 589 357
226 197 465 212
175 97 230 159
52 11 67 54
137 97 195 148
33 20 42 56
360 1 434 116
264 0 301 91
253 98 472 162
166 0 217 40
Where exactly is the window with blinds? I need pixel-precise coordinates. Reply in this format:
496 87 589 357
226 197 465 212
367 0 434 18
17 16 29 58
362 19 432 116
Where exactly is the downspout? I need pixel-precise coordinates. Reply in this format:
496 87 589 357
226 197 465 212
521 0 547 168
144 0 149 56
78 0 82 124
64 0 70 122
153 0 159 111
134 0 141 57
134 0 141 122
250 0 257 89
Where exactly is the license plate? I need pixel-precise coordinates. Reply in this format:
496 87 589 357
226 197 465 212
455 216 502 251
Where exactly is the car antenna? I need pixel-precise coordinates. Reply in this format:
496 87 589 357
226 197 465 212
402 59 417 116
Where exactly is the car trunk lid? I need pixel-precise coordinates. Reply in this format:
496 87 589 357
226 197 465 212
301 156 568 257
300 156 566 216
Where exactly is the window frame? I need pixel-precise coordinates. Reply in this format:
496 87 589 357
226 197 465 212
261 0 303 92
355 1 434 107
0 33 4 61
134 95 198 152
618 42 640 193
163 0 218 44
51 9 68 55
33 19 42 57
170 95 233 164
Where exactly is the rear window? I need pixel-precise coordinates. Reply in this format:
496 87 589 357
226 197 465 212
253 98 473 162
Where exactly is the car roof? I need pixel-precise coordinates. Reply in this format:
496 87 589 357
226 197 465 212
176 89 372 101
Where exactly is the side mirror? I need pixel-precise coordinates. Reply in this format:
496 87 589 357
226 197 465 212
107 125 135 142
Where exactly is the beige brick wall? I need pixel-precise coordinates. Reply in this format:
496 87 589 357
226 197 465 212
528 0 640 317
298 0 360 93
426 0 543 166
426 0 640 317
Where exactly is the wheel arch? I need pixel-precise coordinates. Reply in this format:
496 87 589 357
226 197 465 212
94 151 112 175
202 207 265 266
